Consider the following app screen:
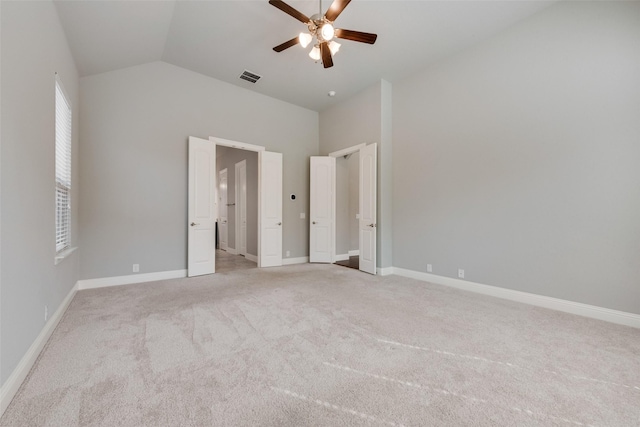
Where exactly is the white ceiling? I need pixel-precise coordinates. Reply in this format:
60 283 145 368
54 0 554 112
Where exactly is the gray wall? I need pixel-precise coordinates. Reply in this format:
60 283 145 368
379 80 393 269
320 81 393 268
0 0 3 388
79 61 318 280
1 1 80 384
216 146 258 257
319 83 381 155
392 1 640 314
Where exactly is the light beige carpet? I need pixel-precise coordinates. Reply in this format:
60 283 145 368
1 264 639 426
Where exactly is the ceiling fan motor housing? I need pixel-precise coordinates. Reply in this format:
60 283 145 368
307 15 334 42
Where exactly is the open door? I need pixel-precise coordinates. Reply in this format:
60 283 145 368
309 156 335 263
359 143 377 275
188 136 216 277
259 151 283 267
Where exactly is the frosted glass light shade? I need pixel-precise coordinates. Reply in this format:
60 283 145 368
329 41 341 55
299 32 312 48
320 23 334 41
309 46 321 61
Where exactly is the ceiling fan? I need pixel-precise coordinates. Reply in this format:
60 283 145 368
269 0 377 68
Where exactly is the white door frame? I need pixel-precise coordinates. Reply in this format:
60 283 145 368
235 159 247 257
328 143 366 159
209 137 282 268
210 136 265 153
327 143 369 266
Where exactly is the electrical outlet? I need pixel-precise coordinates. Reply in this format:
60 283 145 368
286 250 290 257
133 264 140 273
458 269 465 279
44 305 48 322
427 264 433 273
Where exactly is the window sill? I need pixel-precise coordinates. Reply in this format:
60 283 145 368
55 246 77 265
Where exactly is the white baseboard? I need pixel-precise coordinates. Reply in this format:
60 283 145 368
348 250 360 257
77 269 187 291
282 257 309 265
226 247 237 255
377 266 394 276
0 282 79 417
335 254 349 262
392 267 640 329
245 253 258 263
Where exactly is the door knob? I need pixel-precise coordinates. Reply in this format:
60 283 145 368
191 222 199 226
368 223 376 227
312 221 316 225
277 222 282 226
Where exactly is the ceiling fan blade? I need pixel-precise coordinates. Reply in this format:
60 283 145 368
320 41 333 68
324 0 351 22
335 28 377 44
268 0 310 24
273 37 299 52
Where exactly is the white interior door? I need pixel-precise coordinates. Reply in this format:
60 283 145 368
309 156 335 263
219 168 228 251
359 143 377 275
235 160 247 256
259 151 283 267
188 136 216 277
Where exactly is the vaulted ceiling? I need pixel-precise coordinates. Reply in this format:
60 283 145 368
53 1 553 111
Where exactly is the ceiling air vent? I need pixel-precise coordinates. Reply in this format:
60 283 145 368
239 70 261 84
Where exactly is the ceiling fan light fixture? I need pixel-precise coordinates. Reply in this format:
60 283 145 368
269 0 378 69
329 40 341 55
298 32 312 48
309 45 321 61
320 23 335 41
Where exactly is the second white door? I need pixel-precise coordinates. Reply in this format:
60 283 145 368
309 156 335 263
187 136 216 277
259 151 283 267
358 143 377 275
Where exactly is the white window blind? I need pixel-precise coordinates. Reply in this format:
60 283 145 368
55 77 72 254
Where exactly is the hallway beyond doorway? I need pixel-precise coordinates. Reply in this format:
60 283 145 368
215 250 256 273
335 256 359 270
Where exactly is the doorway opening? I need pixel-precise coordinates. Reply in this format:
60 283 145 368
215 146 258 273
334 151 360 270
309 143 377 275
187 136 283 277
